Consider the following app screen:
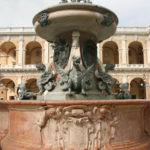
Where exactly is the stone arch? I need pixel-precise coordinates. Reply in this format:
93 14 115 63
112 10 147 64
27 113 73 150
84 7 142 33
102 41 119 64
0 79 16 100
128 41 144 64
25 41 42 64
26 78 39 93
0 41 16 65
130 78 146 99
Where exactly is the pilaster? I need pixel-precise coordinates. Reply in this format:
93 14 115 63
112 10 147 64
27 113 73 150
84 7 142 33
99 44 103 62
122 75 127 83
118 48 122 64
143 48 147 65
18 37 23 65
146 37 150 64
121 37 127 64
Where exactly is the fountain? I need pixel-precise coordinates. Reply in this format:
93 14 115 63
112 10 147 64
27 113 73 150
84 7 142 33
0 0 150 150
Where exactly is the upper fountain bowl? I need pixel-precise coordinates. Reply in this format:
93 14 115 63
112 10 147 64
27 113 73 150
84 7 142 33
33 3 118 42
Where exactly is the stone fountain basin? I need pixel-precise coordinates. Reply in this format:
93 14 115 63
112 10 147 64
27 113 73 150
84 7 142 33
33 4 118 42
0 100 150 150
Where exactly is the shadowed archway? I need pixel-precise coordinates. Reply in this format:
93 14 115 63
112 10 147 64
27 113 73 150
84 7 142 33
25 41 42 64
128 41 144 64
0 79 15 100
102 41 119 64
0 41 16 65
130 78 146 99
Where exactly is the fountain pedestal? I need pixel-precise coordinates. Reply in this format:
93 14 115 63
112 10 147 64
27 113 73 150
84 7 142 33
1 101 150 150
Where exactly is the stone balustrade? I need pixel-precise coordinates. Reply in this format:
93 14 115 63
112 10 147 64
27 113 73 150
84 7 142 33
115 64 150 70
0 27 35 35
0 64 37 71
116 27 150 35
0 64 150 72
0 27 150 36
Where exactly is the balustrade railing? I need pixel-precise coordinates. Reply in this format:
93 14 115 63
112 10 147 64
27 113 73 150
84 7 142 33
0 64 150 71
115 64 150 69
0 64 36 71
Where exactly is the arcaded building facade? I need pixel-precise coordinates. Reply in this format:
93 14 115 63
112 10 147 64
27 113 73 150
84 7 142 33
0 27 150 100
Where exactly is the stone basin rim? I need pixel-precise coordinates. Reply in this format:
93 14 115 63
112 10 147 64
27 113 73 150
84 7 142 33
0 100 150 106
33 3 118 25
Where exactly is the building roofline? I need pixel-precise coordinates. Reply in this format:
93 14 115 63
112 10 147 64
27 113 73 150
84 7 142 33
0 26 150 36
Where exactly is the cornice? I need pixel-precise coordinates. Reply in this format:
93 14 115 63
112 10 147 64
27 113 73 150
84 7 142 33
0 27 150 37
115 27 150 36
0 27 36 36
0 64 150 76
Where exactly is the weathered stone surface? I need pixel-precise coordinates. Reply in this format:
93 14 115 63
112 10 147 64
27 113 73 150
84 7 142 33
33 4 118 42
0 105 8 150
1 100 150 150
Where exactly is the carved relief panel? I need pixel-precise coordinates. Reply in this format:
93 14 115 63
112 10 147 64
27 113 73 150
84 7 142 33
37 105 117 150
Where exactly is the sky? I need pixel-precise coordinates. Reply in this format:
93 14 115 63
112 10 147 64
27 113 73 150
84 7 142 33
0 0 150 27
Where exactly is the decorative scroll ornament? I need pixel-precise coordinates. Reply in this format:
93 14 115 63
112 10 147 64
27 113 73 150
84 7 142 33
101 13 114 27
38 13 50 27
36 105 117 150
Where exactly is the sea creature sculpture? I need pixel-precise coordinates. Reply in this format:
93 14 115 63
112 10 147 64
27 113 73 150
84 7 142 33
17 82 36 100
56 56 94 95
36 63 55 95
95 63 115 95
117 82 132 99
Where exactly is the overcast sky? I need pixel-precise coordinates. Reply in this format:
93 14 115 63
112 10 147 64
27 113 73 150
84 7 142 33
0 0 150 27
